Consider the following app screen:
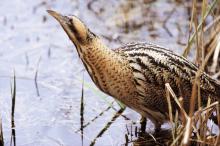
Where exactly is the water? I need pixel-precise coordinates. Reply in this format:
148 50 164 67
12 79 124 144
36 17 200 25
0 0 202 146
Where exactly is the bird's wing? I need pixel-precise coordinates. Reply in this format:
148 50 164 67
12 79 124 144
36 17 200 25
114 42 219 95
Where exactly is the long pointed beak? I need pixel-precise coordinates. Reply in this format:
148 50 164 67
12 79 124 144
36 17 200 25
47 10 70 25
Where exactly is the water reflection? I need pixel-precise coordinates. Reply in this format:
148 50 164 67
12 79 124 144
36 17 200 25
90 107 126 146
80 74 84 146
132 130 172 146
10 125 16 146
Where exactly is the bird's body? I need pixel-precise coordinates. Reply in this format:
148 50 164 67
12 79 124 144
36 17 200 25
115 42 220 124
48 10 220 129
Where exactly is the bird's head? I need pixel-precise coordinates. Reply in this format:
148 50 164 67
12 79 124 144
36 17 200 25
47 10 97 49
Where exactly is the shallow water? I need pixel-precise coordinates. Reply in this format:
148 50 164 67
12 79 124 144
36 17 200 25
0 0 214 146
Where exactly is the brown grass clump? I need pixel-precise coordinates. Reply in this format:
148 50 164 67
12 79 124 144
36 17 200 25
165 83 219 146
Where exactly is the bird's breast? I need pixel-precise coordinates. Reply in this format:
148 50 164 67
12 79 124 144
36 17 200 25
82 47 137 103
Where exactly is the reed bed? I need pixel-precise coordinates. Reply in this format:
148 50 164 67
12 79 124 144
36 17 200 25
167 0 220 145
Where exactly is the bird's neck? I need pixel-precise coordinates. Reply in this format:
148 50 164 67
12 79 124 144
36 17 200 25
76 39 114 92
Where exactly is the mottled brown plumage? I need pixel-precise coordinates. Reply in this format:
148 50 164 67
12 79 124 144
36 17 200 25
48 10 220 129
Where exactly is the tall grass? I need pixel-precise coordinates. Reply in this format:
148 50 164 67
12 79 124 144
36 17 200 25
135 0 220 145
166 83 219 146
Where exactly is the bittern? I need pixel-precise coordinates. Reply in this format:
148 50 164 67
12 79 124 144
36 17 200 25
47 10 220 131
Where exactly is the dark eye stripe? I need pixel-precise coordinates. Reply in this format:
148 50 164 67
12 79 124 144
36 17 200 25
68 20 83 42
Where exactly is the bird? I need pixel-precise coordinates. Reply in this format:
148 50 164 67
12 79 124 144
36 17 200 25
47 10 220 131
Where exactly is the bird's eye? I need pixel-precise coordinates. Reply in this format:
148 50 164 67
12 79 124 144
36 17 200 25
69 18 73 24
88 29 96 37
